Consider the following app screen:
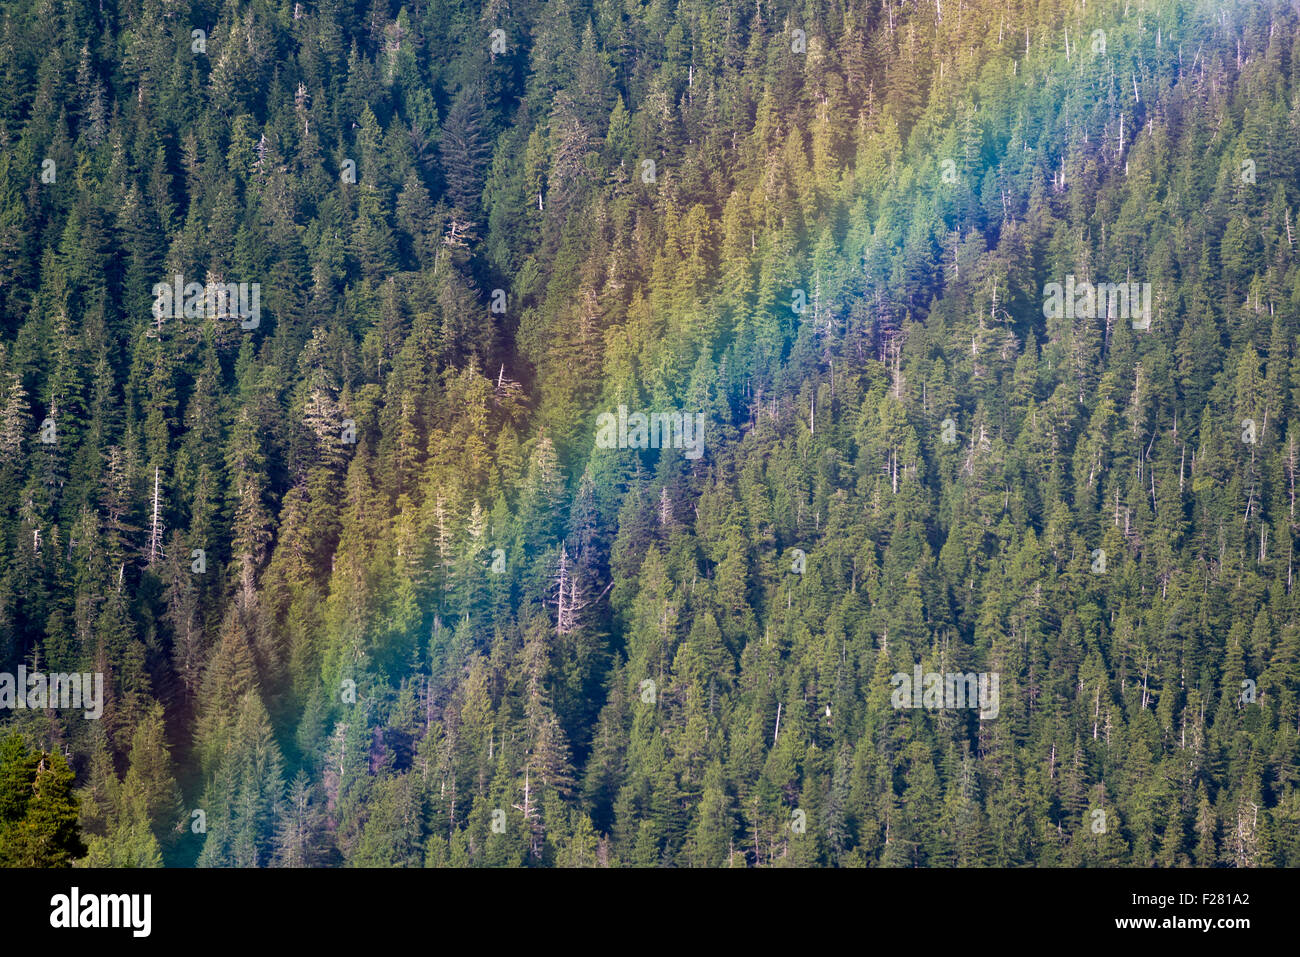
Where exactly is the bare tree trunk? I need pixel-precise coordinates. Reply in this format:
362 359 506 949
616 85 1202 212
148 466 164 566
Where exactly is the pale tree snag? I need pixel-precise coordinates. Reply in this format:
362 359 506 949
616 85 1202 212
147 466 164 567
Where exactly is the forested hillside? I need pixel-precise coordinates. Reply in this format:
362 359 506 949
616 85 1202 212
1 0 1299 867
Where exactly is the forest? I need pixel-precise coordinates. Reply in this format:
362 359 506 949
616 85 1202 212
0 0 1299 867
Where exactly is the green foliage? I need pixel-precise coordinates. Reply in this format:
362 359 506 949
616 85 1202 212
0 734 86 866
2 0 1300 869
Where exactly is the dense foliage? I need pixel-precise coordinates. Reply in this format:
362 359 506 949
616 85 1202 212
0 734 85 866
1 0 1299 867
